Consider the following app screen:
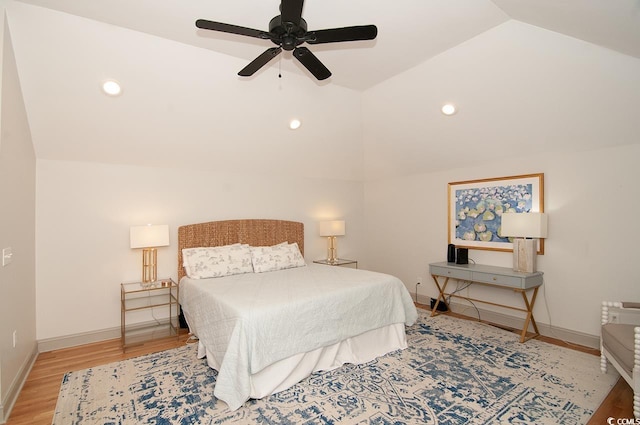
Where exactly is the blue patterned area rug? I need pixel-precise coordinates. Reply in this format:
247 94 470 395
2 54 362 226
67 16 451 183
53 311 617 424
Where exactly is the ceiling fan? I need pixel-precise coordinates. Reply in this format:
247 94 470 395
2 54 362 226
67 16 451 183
195 0 377 81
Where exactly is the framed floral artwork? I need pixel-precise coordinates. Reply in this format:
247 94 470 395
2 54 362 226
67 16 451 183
448 173 545 253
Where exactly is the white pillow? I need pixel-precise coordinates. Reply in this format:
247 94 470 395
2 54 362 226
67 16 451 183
250 242 306 273
182 243 243 271
182 244 253 279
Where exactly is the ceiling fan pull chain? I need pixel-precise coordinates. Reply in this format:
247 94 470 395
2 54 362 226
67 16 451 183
278 54 282 78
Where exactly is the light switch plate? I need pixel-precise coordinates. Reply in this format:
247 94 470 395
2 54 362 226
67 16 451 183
2 247 13 266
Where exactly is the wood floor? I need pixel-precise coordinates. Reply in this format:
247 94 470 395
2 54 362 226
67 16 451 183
5 310 634 425
6 331 192 425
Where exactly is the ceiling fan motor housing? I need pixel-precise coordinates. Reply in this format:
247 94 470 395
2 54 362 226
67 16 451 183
269 16 307 50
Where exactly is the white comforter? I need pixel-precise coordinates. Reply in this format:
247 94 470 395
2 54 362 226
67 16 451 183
179 263 418 410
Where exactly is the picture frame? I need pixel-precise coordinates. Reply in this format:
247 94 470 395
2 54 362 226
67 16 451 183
448 173 545 253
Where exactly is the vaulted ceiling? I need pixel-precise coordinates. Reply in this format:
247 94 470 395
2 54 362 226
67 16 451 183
4 0 640 180
13 0 640 90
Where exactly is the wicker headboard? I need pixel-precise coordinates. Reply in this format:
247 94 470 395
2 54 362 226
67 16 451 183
177 219 305 281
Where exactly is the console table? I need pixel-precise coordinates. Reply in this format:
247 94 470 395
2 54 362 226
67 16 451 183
429 261 543 343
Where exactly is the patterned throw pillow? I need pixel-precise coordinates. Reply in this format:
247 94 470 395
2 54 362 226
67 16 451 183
250 242 306 273
182 244 253 279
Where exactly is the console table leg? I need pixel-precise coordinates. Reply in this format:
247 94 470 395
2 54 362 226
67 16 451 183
519 287 540 342
430 275 450 317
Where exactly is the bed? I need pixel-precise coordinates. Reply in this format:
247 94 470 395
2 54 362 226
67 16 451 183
178 219 418 411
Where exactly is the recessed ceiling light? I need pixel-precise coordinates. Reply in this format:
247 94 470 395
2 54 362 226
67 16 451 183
102 80 122 96
289 119 301 130
441 103 456 115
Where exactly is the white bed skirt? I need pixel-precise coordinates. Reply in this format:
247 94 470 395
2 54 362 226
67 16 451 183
197 322 408 403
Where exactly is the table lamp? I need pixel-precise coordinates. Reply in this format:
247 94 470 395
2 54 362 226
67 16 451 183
130 224 170 285
319 220 345 264
500 213 548 273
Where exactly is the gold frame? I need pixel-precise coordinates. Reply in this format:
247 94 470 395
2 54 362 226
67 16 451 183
448 173 544 254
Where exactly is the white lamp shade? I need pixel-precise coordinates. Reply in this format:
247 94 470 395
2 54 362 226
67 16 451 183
130 224 170 248
319 220 345 237
500 213 548 238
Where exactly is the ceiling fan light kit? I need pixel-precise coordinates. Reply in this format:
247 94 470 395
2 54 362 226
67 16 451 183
196 0 377 81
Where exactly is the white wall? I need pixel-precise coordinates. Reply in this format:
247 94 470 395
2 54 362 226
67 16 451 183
0 14 37 422
362 143 640 338
360 19 640 342
40 146 640 344
36 160 364 341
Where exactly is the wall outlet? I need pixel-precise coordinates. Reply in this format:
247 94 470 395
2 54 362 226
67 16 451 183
12 330 17 348
609 312 619 323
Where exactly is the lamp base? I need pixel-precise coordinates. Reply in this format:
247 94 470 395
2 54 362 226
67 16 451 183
512 238 536 273
142 248 158 284
326 236 338 264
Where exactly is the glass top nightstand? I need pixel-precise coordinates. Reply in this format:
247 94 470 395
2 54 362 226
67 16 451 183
313 258 358 268
120 278 179 350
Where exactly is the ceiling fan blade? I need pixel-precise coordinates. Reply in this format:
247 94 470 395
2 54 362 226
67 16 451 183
293 47 331 80
196 19 269 39
306 25 377 44
280 0 304 26
238 47 282 76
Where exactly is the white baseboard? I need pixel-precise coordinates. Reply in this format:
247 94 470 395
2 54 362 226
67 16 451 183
0 342 38 424
38 327 121 353
412 292 600 350
38 319 178 353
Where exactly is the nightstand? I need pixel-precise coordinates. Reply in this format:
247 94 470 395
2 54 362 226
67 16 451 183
121 278 179 350
313 258 358 269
